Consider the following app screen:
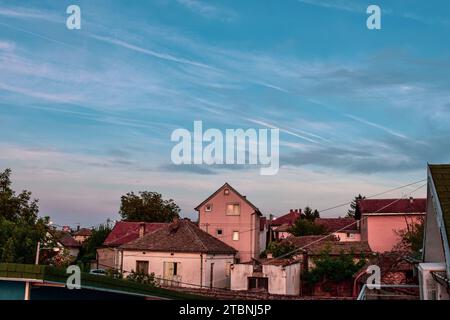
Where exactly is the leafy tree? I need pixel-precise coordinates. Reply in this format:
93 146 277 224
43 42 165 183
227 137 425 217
119 191 180 222
303 206 320 221
78 223 112 266
0 168 50 263
347 194 366 219
290 218 327 236
303 248 366 285
395 216 425 256
266 241 296 258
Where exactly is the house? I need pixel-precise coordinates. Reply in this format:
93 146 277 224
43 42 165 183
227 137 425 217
315 218 361 242
357 198 426 252
195 183 262 263
42 230 81 264
97 221 166 270
230 259 301 295
120 219 237 289
73 228 92 244
419 164 450 300
270 212 360 242
269 209 301 240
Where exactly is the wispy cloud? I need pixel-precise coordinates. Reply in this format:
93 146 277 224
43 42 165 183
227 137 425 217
90 34 216 70
176 0 237 21
345 114 410 140
0 82 81 103
0 6 61 23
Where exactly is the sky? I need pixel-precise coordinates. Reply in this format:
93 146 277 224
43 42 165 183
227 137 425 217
1 0 449 227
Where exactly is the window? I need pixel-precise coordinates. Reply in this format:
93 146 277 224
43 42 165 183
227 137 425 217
164 262 179 276
224 188 230 195
226 203 240 215
216 229 223 236
205 204 212 212
248 277 268 291
136 261 149 274
232 231 239 241
348 233 355 239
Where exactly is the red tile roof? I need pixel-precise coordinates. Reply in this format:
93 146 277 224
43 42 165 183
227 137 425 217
51 230 81 248
271 210 301 226
73 228 92 237
315 218 357 232
284 236 372 255
357 198 426 215
103 221 167 247
120 219 237 254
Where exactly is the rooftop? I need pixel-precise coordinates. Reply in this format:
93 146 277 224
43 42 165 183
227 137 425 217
120 219 237 254
271 209 301 226
357 198 426 215
103 221 167 247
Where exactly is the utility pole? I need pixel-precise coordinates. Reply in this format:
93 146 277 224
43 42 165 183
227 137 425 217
24 241 40 300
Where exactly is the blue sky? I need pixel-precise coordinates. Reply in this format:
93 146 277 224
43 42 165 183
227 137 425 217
1 0 449 227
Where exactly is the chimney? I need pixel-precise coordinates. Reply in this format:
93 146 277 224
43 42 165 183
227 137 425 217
409 196 414 204
290 209 294 213
139 223 146 238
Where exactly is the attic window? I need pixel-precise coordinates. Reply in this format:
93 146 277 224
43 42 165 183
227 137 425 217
224 188 230 195
205 204 212 212
216 229 223 236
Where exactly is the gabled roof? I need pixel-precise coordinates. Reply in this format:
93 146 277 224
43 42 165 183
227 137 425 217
103 221 167 247
73 228 92 237
357 198 426 215
194 182 262 215
50 230 81 248
271 210 301 226
120 219 237 254
315 218 358 232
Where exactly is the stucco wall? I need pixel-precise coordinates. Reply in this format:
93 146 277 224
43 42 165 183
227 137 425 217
97 247 119 270
334 232 361 242
121 250 234 289
198 187 260 262
230 263 301 295
361 214 424 252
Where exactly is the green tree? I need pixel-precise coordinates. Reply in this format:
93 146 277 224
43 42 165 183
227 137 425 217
395 216 425 256
289 218 327 236
303 248 366 285
347 194 366 219
303 206 320 221
78 223 112 267
0 168 50 263
266 241 296 258
119 191 180 222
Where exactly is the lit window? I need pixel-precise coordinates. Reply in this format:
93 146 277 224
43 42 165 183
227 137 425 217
224 188 230 195
205 204 212 212
226 203 240 215
216 229 223 236
232 231 239 241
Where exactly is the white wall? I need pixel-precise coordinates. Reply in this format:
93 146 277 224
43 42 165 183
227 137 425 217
121 250 234 289
230 262 301 295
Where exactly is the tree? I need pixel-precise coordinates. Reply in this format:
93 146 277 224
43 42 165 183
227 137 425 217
303 248 366 286
78 223 112 268
290 218 327 236
303 206 320 221
347 194 366 219
119 191 180 222
395 216 425 256
0 168 50 263
266 241 296 258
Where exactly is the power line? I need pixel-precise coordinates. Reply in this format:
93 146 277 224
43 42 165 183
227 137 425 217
269 182 427 262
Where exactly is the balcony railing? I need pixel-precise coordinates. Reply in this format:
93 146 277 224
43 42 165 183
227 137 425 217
357 284 419 300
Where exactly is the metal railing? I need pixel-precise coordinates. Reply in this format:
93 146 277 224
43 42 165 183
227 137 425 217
357 284 419 300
